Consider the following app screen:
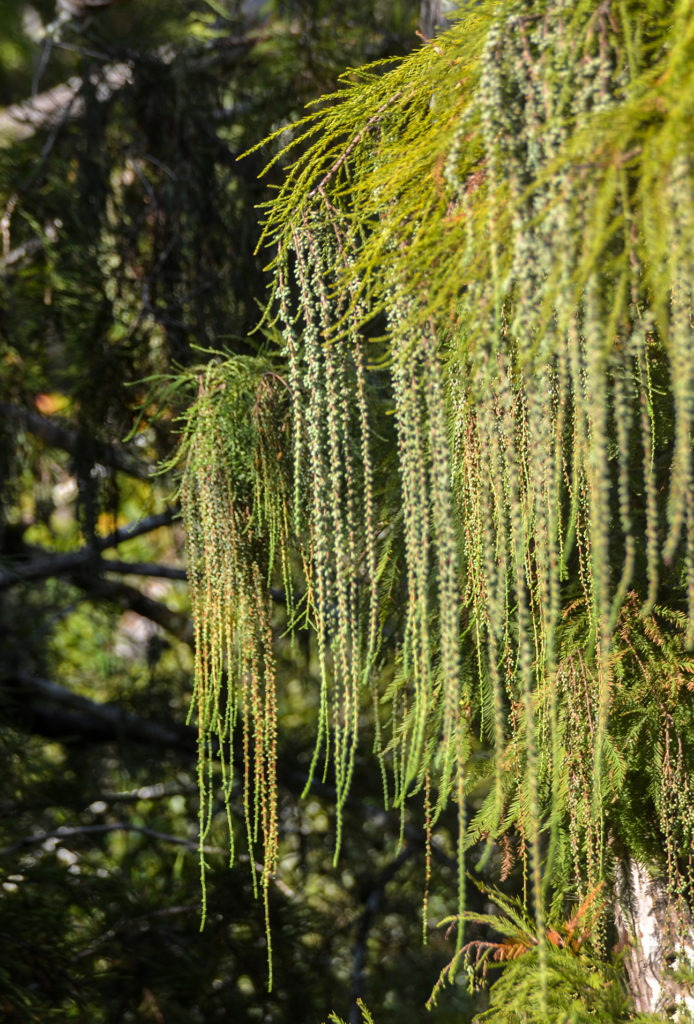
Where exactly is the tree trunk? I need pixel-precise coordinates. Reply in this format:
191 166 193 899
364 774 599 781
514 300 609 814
419 0 452 39
614 856 694 1018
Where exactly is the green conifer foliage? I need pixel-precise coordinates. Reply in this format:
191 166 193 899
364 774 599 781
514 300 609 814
178 0 694 1009
178 358 291 981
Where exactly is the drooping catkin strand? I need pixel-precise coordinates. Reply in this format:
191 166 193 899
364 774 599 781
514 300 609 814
175 0 694 990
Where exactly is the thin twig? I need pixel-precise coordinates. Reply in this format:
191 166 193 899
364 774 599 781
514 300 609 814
308 91 405 199
0 822 224 858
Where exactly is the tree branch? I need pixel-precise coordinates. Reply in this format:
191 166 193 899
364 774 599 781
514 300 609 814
0 34 262 146
0 62 133 143
0 510 178 591
70 574 194 645
3 671 196 750
0 821 223 858
0 220 61 274
99 559 187 579
1 402 154 478
95 781 198 804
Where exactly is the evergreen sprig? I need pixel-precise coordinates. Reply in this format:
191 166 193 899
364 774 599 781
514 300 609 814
177 0 694 1012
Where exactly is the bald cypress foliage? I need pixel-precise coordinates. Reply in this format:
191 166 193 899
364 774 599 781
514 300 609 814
177 1 694 1013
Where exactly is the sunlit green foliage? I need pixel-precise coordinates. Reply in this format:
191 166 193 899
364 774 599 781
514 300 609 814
179 0 694 1016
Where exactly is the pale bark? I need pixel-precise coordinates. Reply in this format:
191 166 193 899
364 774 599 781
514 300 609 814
419 0 455 39
0 64 133 144
615 856 694 1019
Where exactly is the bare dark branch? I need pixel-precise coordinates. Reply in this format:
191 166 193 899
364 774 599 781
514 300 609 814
0 821 223 858
100 559 187 580
71 575 194 645
3 671 196 750
0 510 178 590
1 402 154 478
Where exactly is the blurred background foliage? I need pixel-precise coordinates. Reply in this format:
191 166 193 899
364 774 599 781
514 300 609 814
0 1 479 1021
